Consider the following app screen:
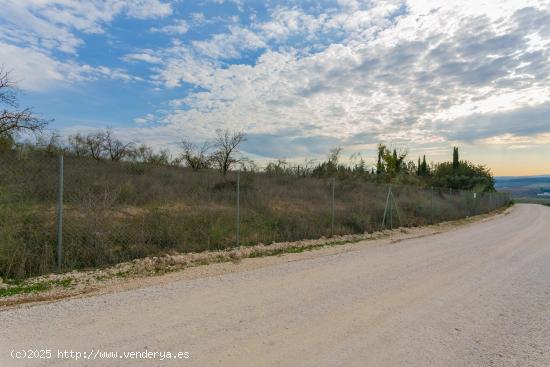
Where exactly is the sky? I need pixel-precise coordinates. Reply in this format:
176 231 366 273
1 0 549 176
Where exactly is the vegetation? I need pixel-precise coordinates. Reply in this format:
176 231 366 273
0 146 507 279
0 72 506 280
0 278 72 297
431 160 495 192
269 144 495 192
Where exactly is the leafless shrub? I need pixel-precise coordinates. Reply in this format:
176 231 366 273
85 130 106 160
35 130 63 156
211 129 246 176
180 139 212 171
103 128 134 161
130 143 153 163
68 133 89 157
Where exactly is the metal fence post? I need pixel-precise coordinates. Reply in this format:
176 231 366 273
56 155 64 269
236 170 240 246
389 187 393 229
382 185 391 228
331 177 335 236
467 191 471 216
430 186 434 224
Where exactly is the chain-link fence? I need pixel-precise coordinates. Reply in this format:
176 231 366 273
0 152 511 279
0 151 58 278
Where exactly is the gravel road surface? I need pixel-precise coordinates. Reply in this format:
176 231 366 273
1 204 549 366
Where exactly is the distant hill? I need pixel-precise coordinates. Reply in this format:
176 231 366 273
495 175 550 197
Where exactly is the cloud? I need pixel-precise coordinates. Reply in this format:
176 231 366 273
122 51 163 64
257 7 328 42
478 132 550 151
2 0 549 165
0 43 141 91
0 1 173 54
0 0 171 90
150 20 189 35
151 45 218 88
0 43 67 91
192 26 266 59
243 131 341 158
128 0 550 162
125 0 172 19
134 113 156 125
440 103 550 142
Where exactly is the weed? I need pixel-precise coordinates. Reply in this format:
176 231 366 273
0 278 72 298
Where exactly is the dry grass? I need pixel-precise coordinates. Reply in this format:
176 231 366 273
0 206 513 308
0 152 508 279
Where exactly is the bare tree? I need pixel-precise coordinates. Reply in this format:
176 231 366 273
147 149 172 166
103 128 134 161
35 130 63 156
0 68 49 138
85 130 106 160
68 133 89 157
211 129 246 176
180 139 211 171
328 147 342 166
130 143 153 163
130 144 173 166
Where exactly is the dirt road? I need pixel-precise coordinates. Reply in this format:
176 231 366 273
1 204 549 366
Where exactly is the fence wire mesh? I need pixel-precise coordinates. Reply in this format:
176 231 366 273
0 152 511 278
0 152 58 278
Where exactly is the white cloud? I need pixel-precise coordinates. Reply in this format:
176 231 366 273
0 0 173 54
0 43 141 91
150 20 189 35
0 43 66 91
134 113 156 125
257 7 328 42
126 0 172 19
122 51 163 64
137 0 550 159
478 133 550 150
192 26 266 59
151 45 218 88
0 0 171 90
3 0 550 162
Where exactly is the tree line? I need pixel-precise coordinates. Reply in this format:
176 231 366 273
262 144 494 192
2 127 248 177
0 67 495 191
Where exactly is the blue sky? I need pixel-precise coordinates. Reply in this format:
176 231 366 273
1 0 550 175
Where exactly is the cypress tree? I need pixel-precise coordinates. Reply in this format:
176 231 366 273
376 147 383 175
453 147 459 169
421 155 428 176
417 157 421 175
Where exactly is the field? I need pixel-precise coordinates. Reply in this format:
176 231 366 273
513 197 550 206
0 151 509 279
495 176 550 198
